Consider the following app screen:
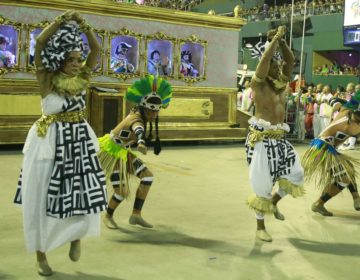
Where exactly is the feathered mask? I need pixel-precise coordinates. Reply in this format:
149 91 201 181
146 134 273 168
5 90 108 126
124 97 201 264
125 75 172 111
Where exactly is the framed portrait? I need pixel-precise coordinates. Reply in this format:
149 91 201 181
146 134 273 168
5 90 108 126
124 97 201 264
178 35 207 83
0 16 21 76
108 28 141 80
25 25 48 71
145 32 176 78
80 30 105 75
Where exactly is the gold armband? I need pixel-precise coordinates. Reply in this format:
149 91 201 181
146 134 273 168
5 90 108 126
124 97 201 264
54 13 70 25
79 21 93 33
252 74 265 83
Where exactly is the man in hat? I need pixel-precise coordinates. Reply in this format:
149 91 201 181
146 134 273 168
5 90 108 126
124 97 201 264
245 26 304 242
110 41 135 73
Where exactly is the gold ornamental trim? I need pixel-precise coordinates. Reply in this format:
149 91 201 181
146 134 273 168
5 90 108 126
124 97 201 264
0 0 245 31
0 79 238 95
160 97 213 119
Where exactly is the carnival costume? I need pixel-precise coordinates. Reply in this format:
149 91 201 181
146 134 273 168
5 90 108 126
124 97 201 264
99 75 172 228
302 93 360 198
180 51 199 77
110 42 135 73
245 117 305 215
14 23 107 253
246 37 305 216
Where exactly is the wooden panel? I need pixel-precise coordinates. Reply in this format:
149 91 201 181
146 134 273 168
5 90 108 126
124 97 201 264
89 89 124 136
236 109 252 130
103 98 120 135
0 127 30 144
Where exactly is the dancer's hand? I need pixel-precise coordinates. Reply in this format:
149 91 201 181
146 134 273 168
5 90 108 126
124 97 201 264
55 10 74 24
62 10 75 21
276 26 286 38
137 143 147 155
71 11 85 24
267 29 277 41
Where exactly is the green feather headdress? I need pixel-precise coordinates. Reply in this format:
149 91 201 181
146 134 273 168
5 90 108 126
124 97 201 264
343 90 360 112
125 75 172 110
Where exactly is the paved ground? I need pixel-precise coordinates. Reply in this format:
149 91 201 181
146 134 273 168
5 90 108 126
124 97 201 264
0 143 360 280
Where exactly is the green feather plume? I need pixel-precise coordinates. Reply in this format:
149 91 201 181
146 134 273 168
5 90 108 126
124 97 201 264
125 75 173 108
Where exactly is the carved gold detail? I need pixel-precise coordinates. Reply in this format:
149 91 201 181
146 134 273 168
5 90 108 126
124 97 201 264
161 97 213 119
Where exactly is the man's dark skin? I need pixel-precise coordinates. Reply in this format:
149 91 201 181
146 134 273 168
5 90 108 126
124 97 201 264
250 26 295 232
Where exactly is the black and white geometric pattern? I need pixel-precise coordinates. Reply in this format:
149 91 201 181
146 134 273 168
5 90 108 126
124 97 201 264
250 41 266 60
109 157 147 186
140 92 162 111
250 41 282 61
15 92 107 218
41 23 84 71
245 124 297 185
13 170 22 204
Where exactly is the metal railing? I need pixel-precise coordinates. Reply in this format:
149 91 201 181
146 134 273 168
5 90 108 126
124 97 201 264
219 1 344 21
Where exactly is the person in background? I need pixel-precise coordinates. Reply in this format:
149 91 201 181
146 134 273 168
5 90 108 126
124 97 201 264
111 42 135 73
0 34 15 68
304 84 316 138
319 85 333 132
313 83 324 138
240 80 254 114
338 83 357 150
148 49 171 76
179 50 199 77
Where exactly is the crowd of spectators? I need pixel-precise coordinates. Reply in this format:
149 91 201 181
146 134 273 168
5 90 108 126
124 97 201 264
313 63 360 76
114 0 203 10
230 0 344 21
283 81 359 149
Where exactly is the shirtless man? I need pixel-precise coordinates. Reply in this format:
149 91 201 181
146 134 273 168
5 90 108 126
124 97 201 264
245 26 304 242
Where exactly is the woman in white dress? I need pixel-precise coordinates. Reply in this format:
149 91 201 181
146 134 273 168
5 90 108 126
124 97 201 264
14 11 107 276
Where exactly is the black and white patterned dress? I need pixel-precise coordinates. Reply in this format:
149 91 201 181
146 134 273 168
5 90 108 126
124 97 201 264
14 90 107 253
245 117 304 200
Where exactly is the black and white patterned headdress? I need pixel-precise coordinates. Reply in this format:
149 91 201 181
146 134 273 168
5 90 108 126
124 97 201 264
250 40 282 61
41 23 84 71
